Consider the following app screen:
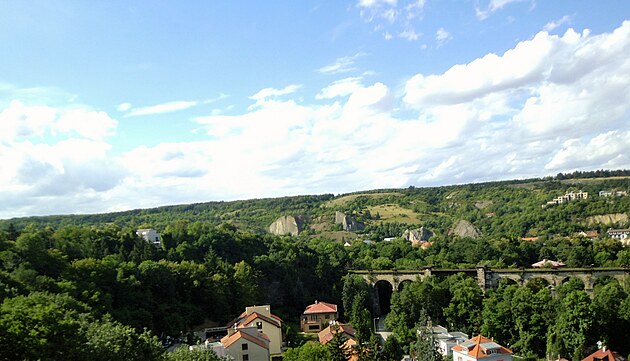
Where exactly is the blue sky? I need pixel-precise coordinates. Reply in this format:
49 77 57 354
1 0 630 218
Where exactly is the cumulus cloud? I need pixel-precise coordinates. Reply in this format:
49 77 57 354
3 22 630 218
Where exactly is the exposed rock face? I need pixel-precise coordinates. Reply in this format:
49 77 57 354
586 213 629 226
475 200 493 209
334 211 365 232
269 215 303 236
448 220 482 239
402 227 434 243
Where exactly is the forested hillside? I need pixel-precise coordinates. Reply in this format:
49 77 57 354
0 172 629 360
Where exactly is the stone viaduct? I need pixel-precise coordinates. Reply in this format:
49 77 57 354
350 267 630 316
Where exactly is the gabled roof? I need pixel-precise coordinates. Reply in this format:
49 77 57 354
221 329 269 350
303 301 338 315
582 348 627 361
318 323 356 344
226 308 283 328
240 312 282 329
452 335 512 359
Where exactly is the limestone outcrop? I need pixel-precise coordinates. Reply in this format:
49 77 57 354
268 215 303 236
448 220 482 239
334 211 365 232
402 227 434 243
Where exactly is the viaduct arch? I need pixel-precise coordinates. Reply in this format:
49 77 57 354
353 267 629 315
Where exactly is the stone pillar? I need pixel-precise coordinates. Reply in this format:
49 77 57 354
476 266 487 292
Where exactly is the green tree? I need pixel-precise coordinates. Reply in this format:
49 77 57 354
165 345 226 361
283 341 329 361
382 334 404 361
410 309 441 361
444 275 482 336
547 290 594 361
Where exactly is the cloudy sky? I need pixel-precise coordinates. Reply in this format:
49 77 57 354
1 1 629 218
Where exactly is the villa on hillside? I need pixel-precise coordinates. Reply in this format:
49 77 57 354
545 191 588 207
451 334 512 361
136 228 161 247
227 305 283 360
581 344 627 361
608 229 630 241
318 322 358 361
301 301 338 333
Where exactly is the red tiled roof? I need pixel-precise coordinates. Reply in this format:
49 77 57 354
226 310 282 328
221 330 269 350
582 348 627 361
318 323 356 344
239 312 282 329
304 301 338 315
452 335 512 359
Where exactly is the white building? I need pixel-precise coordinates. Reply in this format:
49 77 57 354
220 327 270 361
608 229 630 241
431 325 468 357
136 228 161 247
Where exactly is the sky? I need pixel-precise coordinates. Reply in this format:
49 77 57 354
1 0 630 219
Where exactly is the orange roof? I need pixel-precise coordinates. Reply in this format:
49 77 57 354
221 330 269 350
452 335 512 359
240 312 281 328
227 310 282 328
318 323 356 344
304 301 338 315
582 348 627 361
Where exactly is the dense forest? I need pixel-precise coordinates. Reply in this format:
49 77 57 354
1 173 629 360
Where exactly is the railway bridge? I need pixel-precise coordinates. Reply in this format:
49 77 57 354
350 267 629 316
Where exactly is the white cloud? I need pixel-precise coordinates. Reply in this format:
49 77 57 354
435 28 452 46
399 28 421 41
316 77 364 99
2 22 630 219
475 0 526 20
543 15 572 32
116 102 132 111
356 0 425 38
317 53 365 75
124 100 199 117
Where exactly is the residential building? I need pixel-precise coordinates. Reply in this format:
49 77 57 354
136 228 161 247
545 191 588 206
451 334 512 361
221 327 270 361
599 190 628 197
318 322 358 361
608 229 630 241
301 301 338 333
227 305 283 359
431 325 468 357
581 345 627 361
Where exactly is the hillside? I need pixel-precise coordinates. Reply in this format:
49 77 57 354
2 173 629 241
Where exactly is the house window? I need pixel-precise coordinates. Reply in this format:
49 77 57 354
256 321 263 329
243 354 249 361
324 314 329 320
242 343 248 351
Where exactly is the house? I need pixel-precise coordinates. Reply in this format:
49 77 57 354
227 305 283 359
599 190 628 197
451 334 512 361
545 191 588 206
520 237 539 242
608 229 630 240
431 325 468 357
532 259 566 268
318 322 358 361
581 345 627 361
136 228 161 247
221 327 270 361
301 301 338 333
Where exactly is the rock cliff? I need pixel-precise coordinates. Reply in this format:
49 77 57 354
268 215 303 236
448 220 482 239
334 211 365 232
402 227 434 242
